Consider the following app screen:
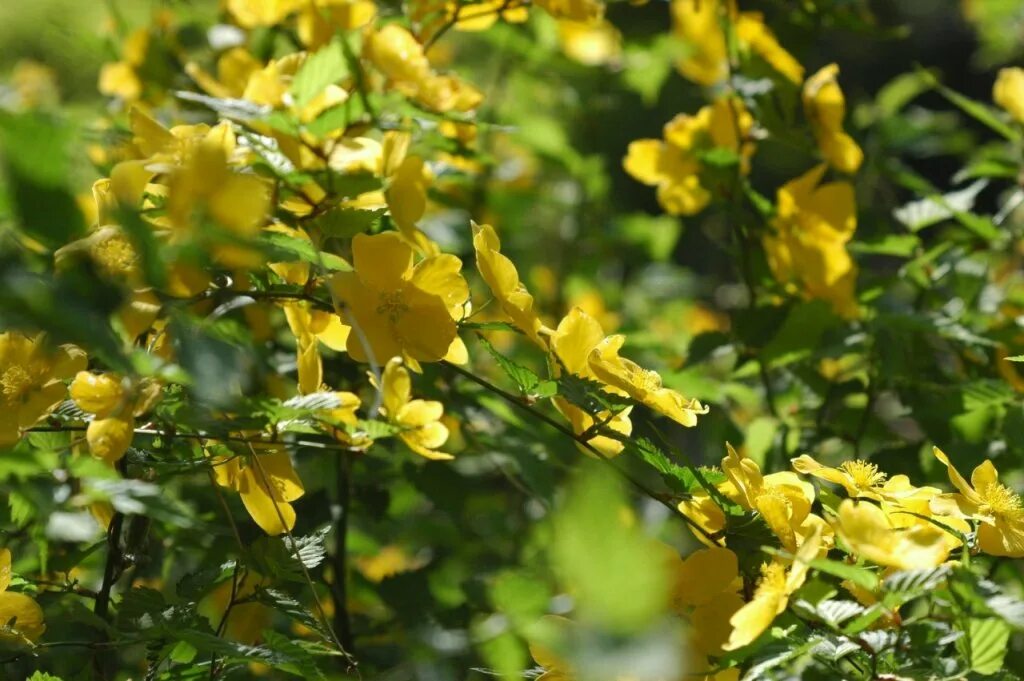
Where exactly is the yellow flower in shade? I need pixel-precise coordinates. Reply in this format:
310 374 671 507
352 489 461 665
0 548 46 645
671 0 803 86
0 333 86 446
832 499 955 569
70 372 161 464
534 0 604 23
724 525 822 651
472 222 552 347
201 572 271 644
550 308 633 458
211 445 305 535
588 334 707 428
330 232 469 367
763 163 858 318
377 357 452 460
670 545 744 656
98 28 149 101
791 454 941 507
803 64 863 174
623 98 754 216
226 0 303 27
931 447 1024 557
557 19 621 67
355 545 427 582
994 67 1024 124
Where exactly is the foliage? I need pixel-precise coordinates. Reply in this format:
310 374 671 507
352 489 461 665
1 0 1024 679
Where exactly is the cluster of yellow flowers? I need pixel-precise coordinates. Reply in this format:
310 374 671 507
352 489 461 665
3 0 1024 669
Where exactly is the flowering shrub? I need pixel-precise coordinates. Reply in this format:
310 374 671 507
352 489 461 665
1 0 1024 679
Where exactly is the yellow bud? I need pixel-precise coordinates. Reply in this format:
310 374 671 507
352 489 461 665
994 67 1024 124
70 372 126 417
86 417 134 463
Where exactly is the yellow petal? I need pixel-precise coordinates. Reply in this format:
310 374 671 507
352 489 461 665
994 67 1024 124
352 231 414 291
675 547 739 606
86 417 134 463
70 372 126 418
0 591 46 643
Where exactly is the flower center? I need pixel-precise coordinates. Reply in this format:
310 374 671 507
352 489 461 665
1 365 36 400
756 562 788 598
91 233 138 278
376 291 410 323
635 368 662 393
979 482 1023 517
840 460 886 489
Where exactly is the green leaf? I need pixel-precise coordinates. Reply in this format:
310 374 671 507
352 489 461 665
1004 355 1024 362
550 465 671 633
313 207 385 239
476 334 549 398
919 68 1022 141
760 301 835 366
261 231 352 271
290 39 348 109
808 557 879 591
893 179 988 231
958 618 1010 675
890 164 1002 241
626 437 703 495
0 112 85 248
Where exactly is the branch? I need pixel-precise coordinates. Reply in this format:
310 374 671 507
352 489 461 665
439 361 723 545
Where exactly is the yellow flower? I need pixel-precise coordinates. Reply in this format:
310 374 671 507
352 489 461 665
166 136 271 265
472 222 552 347
98 28 149 101
70 371 127 418
330 231 469 366
282 303 351 394
791 454 940 506
71 372 162 463
832 499 954 569
201 572 271 644
211 445 305 535
355 545 426 582
381 131 437 253
994 67 1024 124
185 47 262 99
367 24 483 113
534 0 603 23
670 545 744 656
588 334 707 428
298 0 377 48
86 417 136 464
763 163 858 318
623 98 754 216
0 333 85 446
803 64 863 174
0 548 46 645
671 0 803 86
557 19 621 67
226 0 304 27
378 357 452 460
734 13 804 84
680 445 822 552
550 308 633 458
409 0 528 33
724 525 822 651
931 447 1024 557
670 0 726 86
